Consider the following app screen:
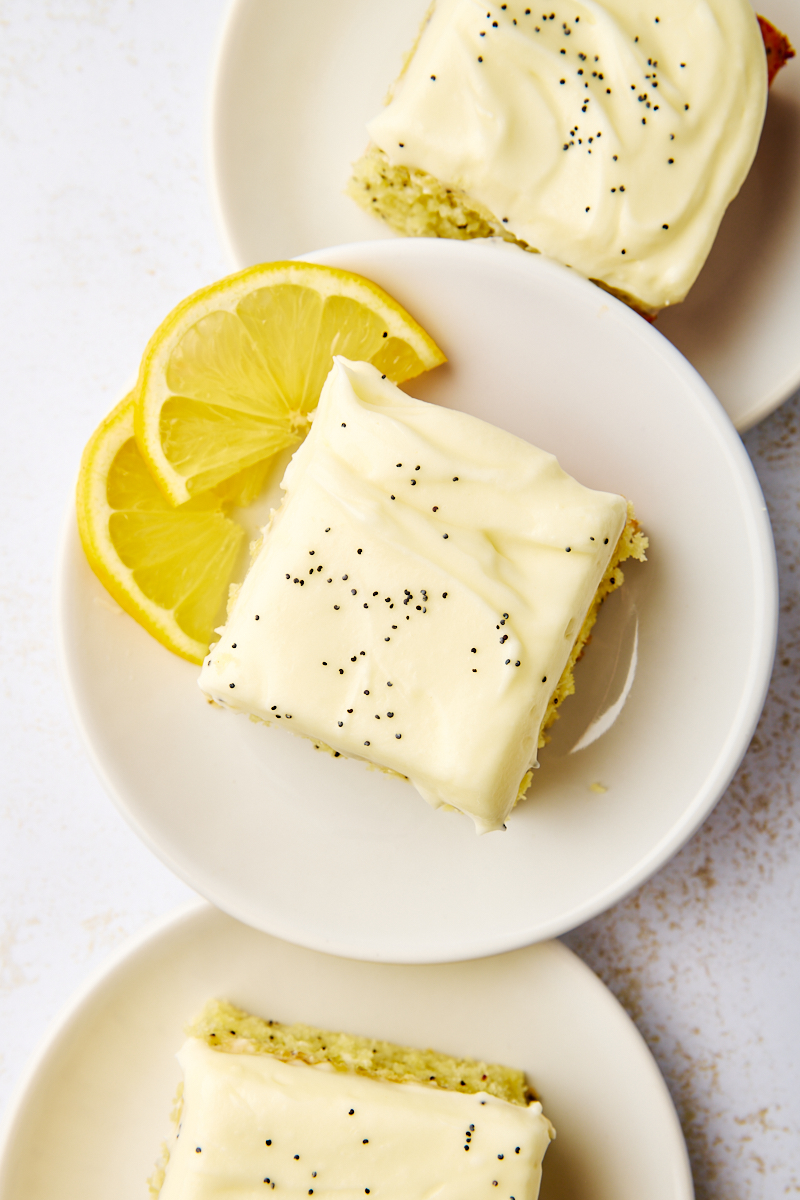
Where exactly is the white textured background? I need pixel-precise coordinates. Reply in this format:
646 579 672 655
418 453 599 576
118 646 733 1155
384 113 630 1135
0 2 798 1197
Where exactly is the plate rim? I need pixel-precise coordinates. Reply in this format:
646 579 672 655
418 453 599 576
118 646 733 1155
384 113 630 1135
0 899 695 1200
55 236 778 964
737 359 800 433
206 0 244 272
0 899 203 1188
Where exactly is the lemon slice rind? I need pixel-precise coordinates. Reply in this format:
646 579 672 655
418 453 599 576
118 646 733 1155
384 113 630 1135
77 395 243 664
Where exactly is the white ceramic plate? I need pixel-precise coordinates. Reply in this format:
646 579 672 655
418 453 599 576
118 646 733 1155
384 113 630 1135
58 238 777 962
0 901 693 1200
209 0 800 431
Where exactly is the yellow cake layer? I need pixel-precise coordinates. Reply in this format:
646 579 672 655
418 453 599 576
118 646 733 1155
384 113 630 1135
188 998 535 1104
348 145 522 248
539 503 648 749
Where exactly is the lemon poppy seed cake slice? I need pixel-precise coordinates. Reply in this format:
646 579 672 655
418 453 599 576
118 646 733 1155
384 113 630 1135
199 357 646 833
151 1000 554 1200
348 0 769 315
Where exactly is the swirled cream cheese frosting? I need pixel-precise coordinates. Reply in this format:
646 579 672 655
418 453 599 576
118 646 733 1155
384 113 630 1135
158 1038 554 1200
199 358 628 833
352 0 768 311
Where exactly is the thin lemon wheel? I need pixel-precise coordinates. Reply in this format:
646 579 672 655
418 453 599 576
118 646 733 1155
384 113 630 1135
134 261 447 505
77 395 245 663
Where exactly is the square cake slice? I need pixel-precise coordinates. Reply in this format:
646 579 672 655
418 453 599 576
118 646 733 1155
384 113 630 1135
348 0 768 313
153 1000 554 1200
199 357 630 833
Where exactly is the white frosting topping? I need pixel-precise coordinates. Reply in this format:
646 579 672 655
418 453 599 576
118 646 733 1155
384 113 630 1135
367 0 767 309
199 359 626 833
160 1039 554 1200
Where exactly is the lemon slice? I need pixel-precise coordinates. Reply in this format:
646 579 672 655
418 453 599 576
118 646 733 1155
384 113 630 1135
135 261 447 505
77 395 245 663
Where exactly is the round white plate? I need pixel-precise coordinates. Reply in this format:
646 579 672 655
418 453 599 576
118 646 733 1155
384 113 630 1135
58 238 777 962
0 901 693 1200
209 0 800 431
